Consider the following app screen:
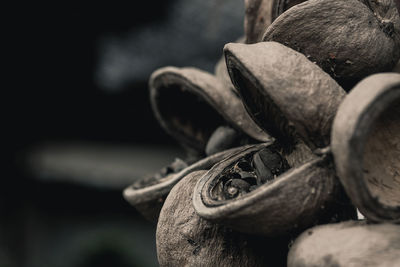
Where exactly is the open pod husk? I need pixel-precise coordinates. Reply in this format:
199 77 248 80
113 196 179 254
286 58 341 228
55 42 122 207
224 41 346 150
123 146 247 222
287 221 400 267
157 170 289 267
332 73 400 223
262 0 400 89
149 66 270 155
193 143 356 237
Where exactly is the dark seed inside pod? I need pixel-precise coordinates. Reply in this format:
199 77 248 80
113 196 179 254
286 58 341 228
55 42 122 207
223 178 251 199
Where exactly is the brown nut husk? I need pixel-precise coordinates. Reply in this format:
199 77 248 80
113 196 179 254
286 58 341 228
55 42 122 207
149 66 270 155
263 0 400 89
123 146 247 222
272 0 307 21
332 73 400 223
157 170 289 267
244 0 274 43
287 221 400 267
193 143 356 237
224 41 346 150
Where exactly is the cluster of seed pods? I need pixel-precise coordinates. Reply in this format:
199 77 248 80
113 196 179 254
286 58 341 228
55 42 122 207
124 0 400 266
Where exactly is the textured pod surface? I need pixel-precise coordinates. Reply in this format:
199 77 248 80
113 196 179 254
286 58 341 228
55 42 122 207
157 170 288 267
244 0 274 43
123 147 245 222
332 73 400 223
272 0 307 21
193 143 356 237
288 221 400 267
225 41 346 150
149 66 270 154
263 0 400 89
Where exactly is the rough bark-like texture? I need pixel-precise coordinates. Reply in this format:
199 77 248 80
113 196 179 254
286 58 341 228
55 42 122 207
123 147 247 223
194 144 356 237
288 221 400 267
272 0 307 21
244 0 274 43
263 0 400 90
224 41 346 150
149 66 270 154
157 170 288 267
332 73 400 223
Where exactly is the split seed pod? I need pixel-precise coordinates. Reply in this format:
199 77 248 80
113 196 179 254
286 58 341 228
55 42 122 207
123 146 247 222
157 170 288 267
287 221 400 267
263 0 400 89
193 42 356 236
332 73 400 223
193 143 356 237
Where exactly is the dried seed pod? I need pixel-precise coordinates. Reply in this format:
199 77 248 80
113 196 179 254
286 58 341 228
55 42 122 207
272 0 307 21
263 0 400 89
149 66 270 155
288 221 400 267
224 41 346 150
205 126 241 156
332 73 400 223
244 0 274 43
123 146 246 222
157 170 288 267
193 143 356 237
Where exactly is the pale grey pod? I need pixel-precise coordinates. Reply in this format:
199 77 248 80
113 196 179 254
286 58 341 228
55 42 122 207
288 221 400 267
263 0 400 89
224 41 346 150
332 73 400 223
193 143 356 237
157 170 288 267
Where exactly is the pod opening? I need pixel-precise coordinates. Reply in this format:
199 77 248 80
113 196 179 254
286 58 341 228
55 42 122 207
156 84 226 151
363 100 400 207
230 67 297 151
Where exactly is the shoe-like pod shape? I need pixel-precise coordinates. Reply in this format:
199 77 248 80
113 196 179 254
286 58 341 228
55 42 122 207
123 146 248 222
193 143 356 237
149 66 270 155
157 170 289 267
287 221 400 267
262 0 400 90
224 41 346 150
332 73 400 223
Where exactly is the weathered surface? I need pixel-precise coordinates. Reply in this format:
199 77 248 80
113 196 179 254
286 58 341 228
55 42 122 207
332 73 400 223
263 0 400 89
194 143 356 237
288 221 400 267
123 146 248 222
157 170 288 266
224 41 346 150
244 0 274 43
149 66 270 154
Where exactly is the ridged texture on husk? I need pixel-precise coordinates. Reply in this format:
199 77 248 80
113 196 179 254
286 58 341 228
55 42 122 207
263 0 400 89
157 170 288 267
332 73 400 223
288 221 400 267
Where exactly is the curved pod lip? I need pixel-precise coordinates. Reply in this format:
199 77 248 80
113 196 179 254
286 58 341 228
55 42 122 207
149 66 270 153
193 143 353 236
224 41 346 150
332 73 400 223
123 146 248 206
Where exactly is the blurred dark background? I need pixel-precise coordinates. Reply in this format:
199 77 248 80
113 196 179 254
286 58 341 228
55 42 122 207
5 1 243 266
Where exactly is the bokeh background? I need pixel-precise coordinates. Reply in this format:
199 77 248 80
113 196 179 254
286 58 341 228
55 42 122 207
5 1 244 266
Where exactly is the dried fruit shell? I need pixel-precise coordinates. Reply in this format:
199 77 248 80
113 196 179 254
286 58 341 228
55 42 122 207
332 73 400 223
262 0 400 89
288 221 400 267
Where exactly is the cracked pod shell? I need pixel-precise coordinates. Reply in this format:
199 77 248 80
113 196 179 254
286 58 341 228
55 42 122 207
224 41 346 151
149 66 270 155
332 73 400 223
193 143 356 237
157 170 288 267
123 147 246 222
287 221 400 267
263 0 400 89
